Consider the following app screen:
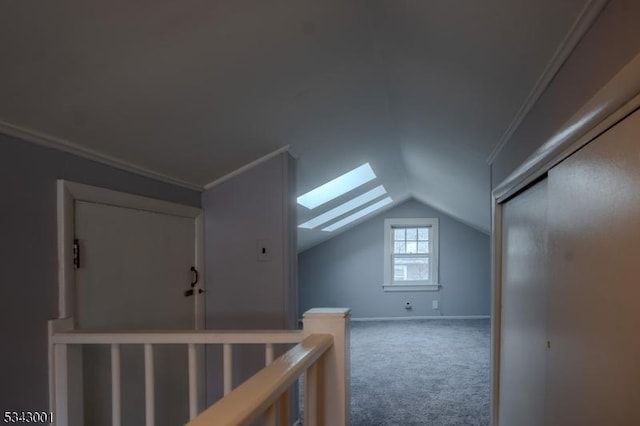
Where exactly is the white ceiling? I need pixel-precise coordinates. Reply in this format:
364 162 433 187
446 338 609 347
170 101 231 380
0 0 589 250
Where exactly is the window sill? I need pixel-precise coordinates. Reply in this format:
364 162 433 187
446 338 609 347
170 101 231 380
382 284 440 292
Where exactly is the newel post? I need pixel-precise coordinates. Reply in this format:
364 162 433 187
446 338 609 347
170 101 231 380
303 308 351 426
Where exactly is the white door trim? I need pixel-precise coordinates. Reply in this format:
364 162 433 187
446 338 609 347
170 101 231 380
56 179 205 325
489 197 503 426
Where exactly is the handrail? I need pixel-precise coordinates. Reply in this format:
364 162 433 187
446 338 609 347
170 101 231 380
186 333 333 426
50 329 304 345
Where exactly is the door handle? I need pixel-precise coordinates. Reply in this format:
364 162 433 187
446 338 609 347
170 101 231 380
185 267 203 297
190 266 198 288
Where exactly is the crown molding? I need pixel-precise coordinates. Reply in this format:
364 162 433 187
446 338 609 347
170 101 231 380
486 0 609 165
493 51 640 202
0 120 204 191
203 145 291 190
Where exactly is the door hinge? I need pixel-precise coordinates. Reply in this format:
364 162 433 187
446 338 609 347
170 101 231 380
73 238 80 269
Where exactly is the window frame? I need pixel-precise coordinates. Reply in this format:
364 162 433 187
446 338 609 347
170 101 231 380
383 218 439 292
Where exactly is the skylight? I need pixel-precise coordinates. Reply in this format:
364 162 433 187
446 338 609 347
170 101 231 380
322 197 393 232
298 185 387 229
297 163 376 209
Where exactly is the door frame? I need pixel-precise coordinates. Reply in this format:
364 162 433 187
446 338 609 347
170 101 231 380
56 179 205 326
51 179 206 419
490 53 640 425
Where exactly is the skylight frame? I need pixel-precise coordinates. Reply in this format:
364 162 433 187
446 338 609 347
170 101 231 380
298 185 387 229
297 163 376 209
322 197 393 232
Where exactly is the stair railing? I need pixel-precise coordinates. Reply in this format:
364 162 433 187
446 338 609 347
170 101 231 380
49 308 350 426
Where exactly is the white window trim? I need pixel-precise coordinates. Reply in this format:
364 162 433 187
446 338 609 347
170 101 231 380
383 218 439 292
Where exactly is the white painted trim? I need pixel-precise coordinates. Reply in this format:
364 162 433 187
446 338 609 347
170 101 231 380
486 0 609 165
61 180 202 218
194 214 206 329
493 52 640 202
51 329 305 345
203 145 291 189
57 181 74 320
193 203 207 412
382 284 440 292
0 120 203 191
350 315 490 322
490 198 503 426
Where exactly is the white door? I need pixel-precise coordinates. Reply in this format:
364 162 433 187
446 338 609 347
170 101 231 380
75 200 197 426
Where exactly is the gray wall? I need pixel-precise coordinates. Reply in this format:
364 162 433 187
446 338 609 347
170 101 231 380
299 198 490 318
492 0 640 187
0 134 200 411
202 152 297 402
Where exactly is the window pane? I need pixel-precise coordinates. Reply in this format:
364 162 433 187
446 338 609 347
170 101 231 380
406 228 418 240
393 257 429 281
418 228 429 240
417 241 428 253
406 241 417 253
394 265 407 281
394 241 406 253
394 228 405 240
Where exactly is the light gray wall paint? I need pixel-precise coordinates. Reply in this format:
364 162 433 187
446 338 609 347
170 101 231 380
492 0 640 187
202 152 297 402
0 134 200 411
299 198 490 318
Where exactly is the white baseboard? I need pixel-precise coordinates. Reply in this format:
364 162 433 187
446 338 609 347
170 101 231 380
351 315 490 322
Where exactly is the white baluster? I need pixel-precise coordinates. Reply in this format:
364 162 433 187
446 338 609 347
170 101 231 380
279 390 290 426
111 344 121 426
304 363 318 426
144 344 154 426
188 344 197 419
265 343 274 366
264 403 277 426
223 343 232 395
54 343 69 426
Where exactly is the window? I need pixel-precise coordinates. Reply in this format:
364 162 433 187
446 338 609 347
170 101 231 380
297 163 376 209
383 218 439 291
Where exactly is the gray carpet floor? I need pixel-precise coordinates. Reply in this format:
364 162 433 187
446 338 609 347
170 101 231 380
349 319 490 426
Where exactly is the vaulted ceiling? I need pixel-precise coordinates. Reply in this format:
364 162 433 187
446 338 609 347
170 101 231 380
0 0 589 250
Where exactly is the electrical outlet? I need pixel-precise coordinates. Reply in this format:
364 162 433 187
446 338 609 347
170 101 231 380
432 300 439 310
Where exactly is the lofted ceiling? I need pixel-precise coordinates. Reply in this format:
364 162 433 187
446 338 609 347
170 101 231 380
0 0 590 250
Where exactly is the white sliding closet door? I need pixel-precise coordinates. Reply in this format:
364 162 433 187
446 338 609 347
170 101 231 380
545 108 640 426
498 179 548 426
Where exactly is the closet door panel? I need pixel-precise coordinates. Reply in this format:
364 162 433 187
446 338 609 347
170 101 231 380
546 109 640 426
498 178 548 426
